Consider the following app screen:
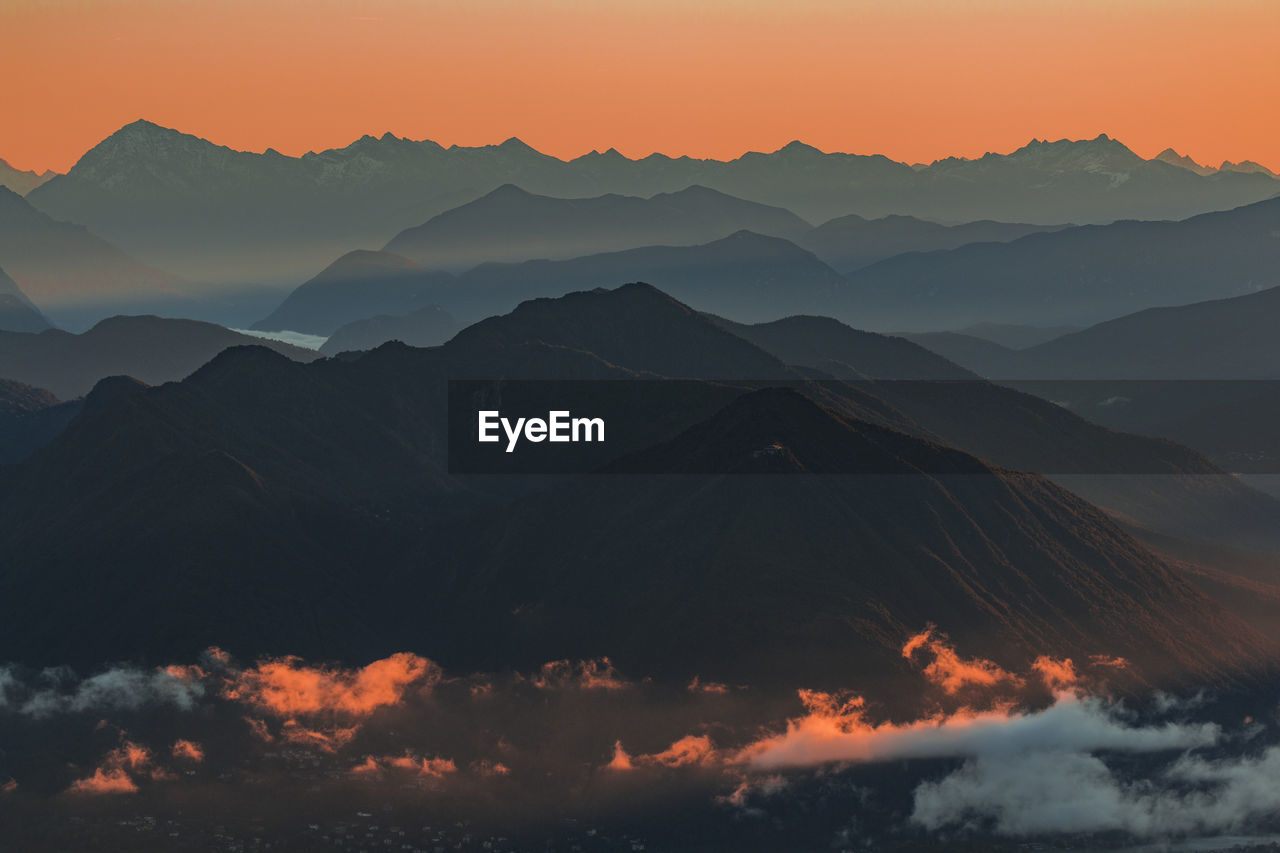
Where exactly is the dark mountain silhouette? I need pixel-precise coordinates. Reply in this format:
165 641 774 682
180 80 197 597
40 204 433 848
445 387 1268 689
0 158 56 195
385 184 812 270
0 186 186 330
253 250 456 336
0 315 322 399
708 314 975 380
2 283 1277 681
798 214 1070 274
0 265 51 333
843 196 1280 330
319 304 459 355
445 231 847 323
26 121 1279 288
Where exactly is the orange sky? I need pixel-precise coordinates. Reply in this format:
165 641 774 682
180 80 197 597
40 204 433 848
2 0 1277 175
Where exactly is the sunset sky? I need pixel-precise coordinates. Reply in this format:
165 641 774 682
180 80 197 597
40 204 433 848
2 0 1277 174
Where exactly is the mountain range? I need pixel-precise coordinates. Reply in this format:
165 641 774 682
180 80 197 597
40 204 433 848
1 283 1275 690
319 304 459 355
0 315 321 400
23 121 1280 288
384 183 812 270
842 195 1280 330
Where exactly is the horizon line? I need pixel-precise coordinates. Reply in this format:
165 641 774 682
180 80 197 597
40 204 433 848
9 120 1279 178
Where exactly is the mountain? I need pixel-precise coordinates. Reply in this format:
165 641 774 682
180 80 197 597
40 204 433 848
843 196 1280 330
797 214 1070 274
0 265 51 333
384 184 812 270
0 315 323 399
444 387 1268 689
26 121 1280 288
0 158 56 195
319 304 460 355
445 231 847 323
1154 148 1216 176
0 186 186 330
708 314 976 380
253 250 456 335
1221 160 1278 178
0 286 1271 691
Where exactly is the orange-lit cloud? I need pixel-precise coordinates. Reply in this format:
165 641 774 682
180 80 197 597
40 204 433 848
902 629 1022 694
171 739 204 762
1 0 1276 174
66 740 170 795
225 652 438 717
351 753 457 780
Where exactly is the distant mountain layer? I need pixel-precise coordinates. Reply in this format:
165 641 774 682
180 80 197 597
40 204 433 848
798 214 1071 274
906 285 1280 380
319 304 459 355
385 183 812 270
0 158 56 195
0 315 322 399
256 231 846 330
843 195 1280 330
0 186 186 329
0 283 1268 692
25 121 1279 285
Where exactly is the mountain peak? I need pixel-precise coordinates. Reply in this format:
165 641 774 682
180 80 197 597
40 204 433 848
776 140 824 156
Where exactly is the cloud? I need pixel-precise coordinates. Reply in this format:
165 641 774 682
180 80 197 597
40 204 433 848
912 746 1280 837
171 739 204 763
0 664 204 718
902 628 1022 695
224 652 438 717
351 753 457 780
733 689 1217 770
528 658 628 691
65 740 171 796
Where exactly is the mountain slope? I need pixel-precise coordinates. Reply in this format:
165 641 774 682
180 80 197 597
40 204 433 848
0 315 323 399
385 183 811 270
319 304 460 355
0 265 51 333
253 250 456 335
446 388 1269 690
709 314 976 380
0 186 186 329
798 214 1070 274
843 196 1280 330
